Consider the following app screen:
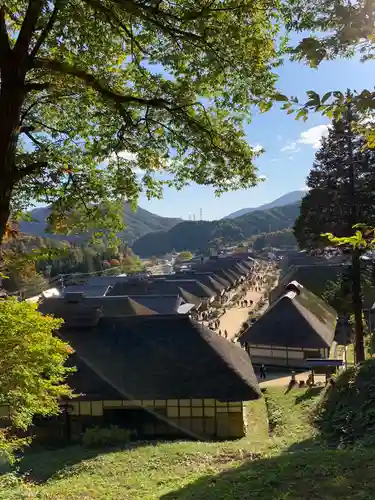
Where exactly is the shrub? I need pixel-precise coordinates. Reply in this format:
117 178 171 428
264 393 284 435
82 426 135 448
314 359 375 445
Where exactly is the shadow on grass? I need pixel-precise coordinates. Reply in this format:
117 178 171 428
18 440 157 484
161 448 375 500
295 386 324 404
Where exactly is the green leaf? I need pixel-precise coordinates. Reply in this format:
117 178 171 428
321 92 332 104
274 93 289 102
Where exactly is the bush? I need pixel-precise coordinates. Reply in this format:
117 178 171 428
82 426 135 448
264 392 284 435
314 359 375 445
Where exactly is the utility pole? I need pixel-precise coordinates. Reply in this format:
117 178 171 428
346 96 365 363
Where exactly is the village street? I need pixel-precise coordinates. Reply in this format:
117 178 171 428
215 263 275 341
219 288 262 340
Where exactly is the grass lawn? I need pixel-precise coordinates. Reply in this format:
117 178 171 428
1 388 374 499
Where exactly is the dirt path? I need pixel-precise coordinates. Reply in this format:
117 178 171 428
217 263 276 340
219 289 262 340
259 371 326 387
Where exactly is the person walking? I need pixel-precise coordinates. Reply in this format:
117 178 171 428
224 329 228 339
259 364 266 380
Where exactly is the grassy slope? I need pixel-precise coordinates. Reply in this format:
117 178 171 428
2 389 374 499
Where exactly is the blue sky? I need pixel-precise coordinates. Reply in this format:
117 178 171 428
139 55 375 220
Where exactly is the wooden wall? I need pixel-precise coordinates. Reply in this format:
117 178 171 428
249 345 329 366
67 399 245 439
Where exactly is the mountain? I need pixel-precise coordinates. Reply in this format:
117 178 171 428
133 202 300 257
20 203 181 245
223 190 306 219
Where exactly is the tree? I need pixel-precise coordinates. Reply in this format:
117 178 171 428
0 1 282 245
280 1 375 137
284 0 374 67
294 110 375 362
176 250 193 262
0 299 73 442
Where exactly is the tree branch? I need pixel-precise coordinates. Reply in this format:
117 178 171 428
112 0 202 42
25 81 53 91
33 57 174 110
30 2 61 59
84 0 149 58
14 161 48 181
13 0 44 64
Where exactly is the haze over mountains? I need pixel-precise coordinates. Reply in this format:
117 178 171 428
223 190 306 219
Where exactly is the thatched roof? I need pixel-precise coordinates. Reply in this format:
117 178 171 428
64 283 112 297
172 273 226 294
107 279 206 305
269 264 345 304
38 295 156 323
161 279 216 298
240 282 337 349
127 294 183 314
60 315 260 402
196 265 240 285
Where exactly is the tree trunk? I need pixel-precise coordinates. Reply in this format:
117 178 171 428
345 99 365 363
0 84 26 245
352 248 365 363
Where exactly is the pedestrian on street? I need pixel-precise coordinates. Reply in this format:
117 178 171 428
259 364 266 380
224 329 228 339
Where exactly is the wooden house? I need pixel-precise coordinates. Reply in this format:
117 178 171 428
240 281 337 368
52 315 261 441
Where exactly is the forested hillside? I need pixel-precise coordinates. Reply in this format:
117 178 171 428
20 203 181 245
251 229 297 251
1 236 144 298
133 203 300 256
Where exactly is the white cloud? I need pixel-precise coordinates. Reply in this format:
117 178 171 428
298 124 329 148
281 141 300 153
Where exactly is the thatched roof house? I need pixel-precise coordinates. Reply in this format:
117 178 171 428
59 315 260 440
240 281 337 367
62 315 260 402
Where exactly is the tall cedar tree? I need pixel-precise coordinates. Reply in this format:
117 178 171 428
0 1 282 245
294 113 375 362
